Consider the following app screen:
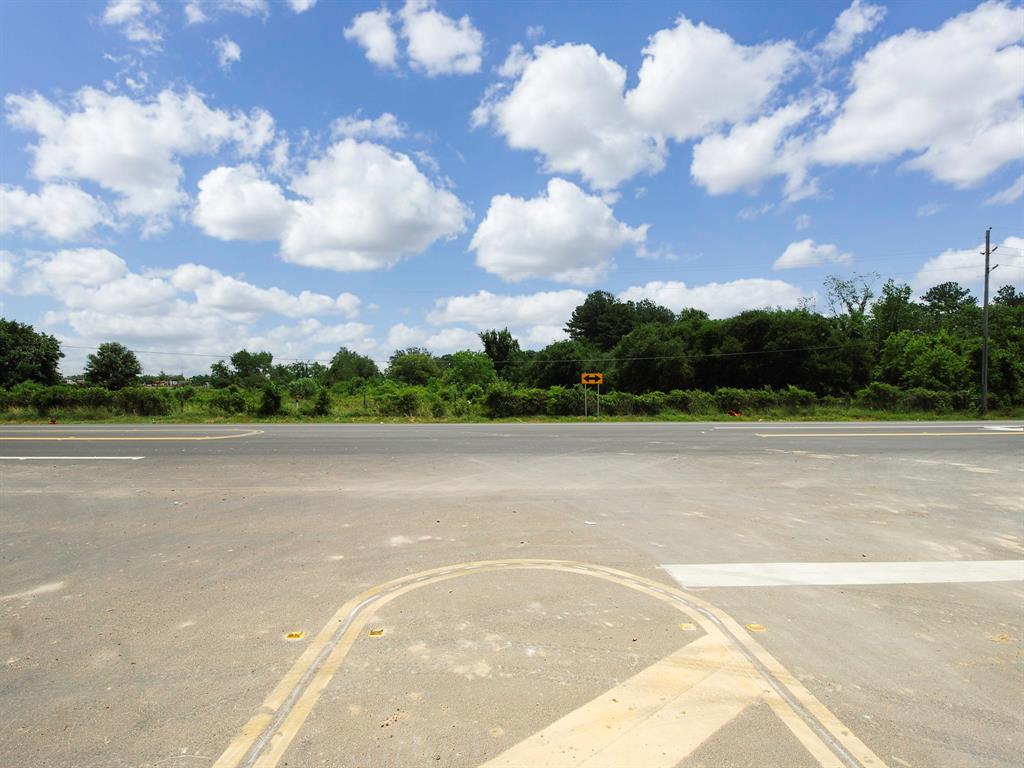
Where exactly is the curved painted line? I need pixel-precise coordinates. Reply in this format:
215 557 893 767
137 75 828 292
213 559 886 768
0 429 264 441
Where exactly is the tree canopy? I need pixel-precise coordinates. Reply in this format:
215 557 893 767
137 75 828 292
0 319 63 388
84 342 142 390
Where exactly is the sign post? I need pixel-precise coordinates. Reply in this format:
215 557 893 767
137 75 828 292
581 373 604 419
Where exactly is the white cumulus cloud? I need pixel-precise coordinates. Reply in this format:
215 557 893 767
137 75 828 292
1 184 112 241
5 87 275 234
192 164 292 240
184 0 269 25
625 15 797 141
812 2 1024 188
330 111 405 140
912 236 1024 293
102 0 162 45
470 178 647 284
344 7 399 69
473 44 666 190
193 140 471 271
286 0 317 12
817 0 887 58
215 36 242 70
620 278 805 318
399 0 483 76
774 239 852 270
426 289 586 328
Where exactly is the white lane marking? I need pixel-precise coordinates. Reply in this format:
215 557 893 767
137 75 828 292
715 423 1003 430
983 425 1024 432
0 581 65 602
0 455 145 461
662 561 1024 587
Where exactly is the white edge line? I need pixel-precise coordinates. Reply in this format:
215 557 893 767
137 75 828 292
661 561 1024 587
0 456 145 461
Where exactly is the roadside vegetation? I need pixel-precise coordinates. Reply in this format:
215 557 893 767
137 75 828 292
2 276 1022 422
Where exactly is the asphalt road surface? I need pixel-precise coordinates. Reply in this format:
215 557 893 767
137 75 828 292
1 421 1022 768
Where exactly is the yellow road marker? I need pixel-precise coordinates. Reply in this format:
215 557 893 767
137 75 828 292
0 429 264 441
367 628 384 637
212 560 887 768
284 632 304 641
679 622 698 631
745 623 767 632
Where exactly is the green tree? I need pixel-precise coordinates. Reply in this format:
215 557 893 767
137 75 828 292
565 291 637 351
869 279 923 346
0 319 64 387
209 360 233 388
287 377 319 400
257 384 283 416
442 350 497 391
478 328 522 378
230 350 273 387
527 339 602 389
327 347 379 383
875 330 971 391
921 281 975 315
993 284 1023 307
823 272 878 331
387 348 440 385
611 324 694 393
84 342 142 390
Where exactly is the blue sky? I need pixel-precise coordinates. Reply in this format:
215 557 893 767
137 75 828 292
1 0 1021 374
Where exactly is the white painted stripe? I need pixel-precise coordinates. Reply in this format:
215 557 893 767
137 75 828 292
662 560 1024 587
0 456 145 461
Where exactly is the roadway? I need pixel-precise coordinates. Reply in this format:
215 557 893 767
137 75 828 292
1 421 1021 767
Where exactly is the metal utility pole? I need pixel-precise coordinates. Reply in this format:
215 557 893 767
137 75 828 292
980 227 991 417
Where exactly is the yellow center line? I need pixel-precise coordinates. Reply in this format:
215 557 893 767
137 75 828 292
213 559 886 768
0 429 264 441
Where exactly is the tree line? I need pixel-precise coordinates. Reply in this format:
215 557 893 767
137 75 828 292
1 275 1022 419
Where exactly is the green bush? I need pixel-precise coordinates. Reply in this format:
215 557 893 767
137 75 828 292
546 385 583 416
664 389 716 414
713 387 779 413
600 390 637 416
256 385 283 416
779 385 816 412
482 383 546 417
377 386 422 417
636 391 667 415
115 387 172 416
463 383 484 403
901 388 952 412
854 382 902 411
208 386 248 414
311 388 332 416
10 381 44 407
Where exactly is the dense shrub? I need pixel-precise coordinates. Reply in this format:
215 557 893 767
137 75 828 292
482 383 547 417
664 389 716 414
901 387 952 413
546 385 583 416
713 387 778 413
311 388 332 416
9 381 44 407
209 386 248 414
377 386 423 417
600 390 637 416
256 385 283 416
779 385 816 412
636 391 668 415
115 387 172 416
854 382 902 411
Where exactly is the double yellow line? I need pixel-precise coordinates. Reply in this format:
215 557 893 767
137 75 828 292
213 559 886 768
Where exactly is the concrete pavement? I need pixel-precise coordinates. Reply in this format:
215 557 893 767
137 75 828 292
1 422 1021 767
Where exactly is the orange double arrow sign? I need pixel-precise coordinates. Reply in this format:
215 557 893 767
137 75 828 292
581 372 603 385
